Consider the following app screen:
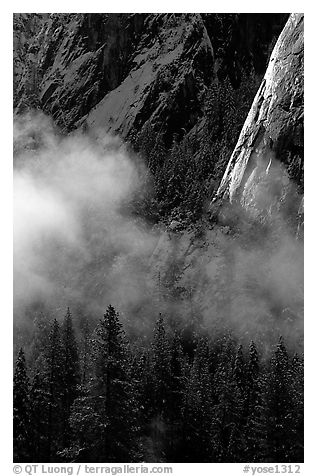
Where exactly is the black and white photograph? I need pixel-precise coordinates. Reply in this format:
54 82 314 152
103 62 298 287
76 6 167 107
12 9 304 467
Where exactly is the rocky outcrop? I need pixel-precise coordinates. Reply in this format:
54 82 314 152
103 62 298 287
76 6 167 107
14 13 287 147
13 14 48 106
85 14 217 146
216 13 304 221
15 14 147 121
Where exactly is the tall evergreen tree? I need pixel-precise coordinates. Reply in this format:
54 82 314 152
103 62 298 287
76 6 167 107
233 344 246 392
151 314 171 414
244 340 267 462
266 337 296 462
290 353 304 461
70 305 138 462
29 365 50 461
61 308 80 446
78 313 93 385
182 337 214 462
13 348 31 462
46 319 65 461
169 331 185 419
166 331 186 460
29 311 50 369
147 314 172 460
210 336 245 462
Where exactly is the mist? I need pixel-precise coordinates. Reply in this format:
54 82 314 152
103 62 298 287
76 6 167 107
14 112 159 326
14 112 303 350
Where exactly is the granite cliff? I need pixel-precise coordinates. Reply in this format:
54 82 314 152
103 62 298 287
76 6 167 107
14 13 287 144
216 13 303 226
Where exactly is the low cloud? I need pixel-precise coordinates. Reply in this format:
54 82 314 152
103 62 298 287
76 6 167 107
14 112 303 350
14 112 158 322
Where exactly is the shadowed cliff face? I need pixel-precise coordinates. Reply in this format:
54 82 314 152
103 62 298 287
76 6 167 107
216 14 303 225
13 14 49 106
14 14 287 146
14 14 147 122
85 14 215 146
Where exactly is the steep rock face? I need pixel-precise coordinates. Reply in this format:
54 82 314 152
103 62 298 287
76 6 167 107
13 14 48 106
14 13 287 147
216 13 304 221
85 14 214 145
15 14 147 123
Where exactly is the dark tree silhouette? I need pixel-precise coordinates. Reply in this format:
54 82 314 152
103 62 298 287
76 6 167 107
14 348 31 462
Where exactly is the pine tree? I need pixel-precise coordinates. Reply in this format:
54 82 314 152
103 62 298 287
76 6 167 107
290 353 304 461
181 337 214 462
61 308 80 446
145 314 172 460
209 335 245 462
29 365 50 461
46 319 65 461
77 310 94 384
247 341 259 387
70 305 138 462
166 331 186 460
266 337 296 462
13 348 31 462
131 348 152 428
233 344 246 392
244 340 267 462
151 314 172 417
169 331 185 419
29 311 50 369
